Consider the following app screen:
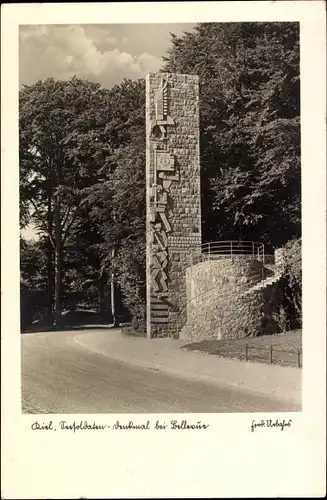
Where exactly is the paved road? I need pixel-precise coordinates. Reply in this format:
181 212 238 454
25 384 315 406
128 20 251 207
21 330 299 413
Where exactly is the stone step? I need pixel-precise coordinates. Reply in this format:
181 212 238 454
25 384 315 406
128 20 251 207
152 317 169 324
150 304 169 310
241 273 282 296
151 310 169 318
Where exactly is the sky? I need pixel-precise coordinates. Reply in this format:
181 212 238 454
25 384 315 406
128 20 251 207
19 23 196 88
20 23 196 240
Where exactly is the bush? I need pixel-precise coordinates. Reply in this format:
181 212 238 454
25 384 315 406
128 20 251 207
20 281 48 331
272 305 289 334
280 238 302 329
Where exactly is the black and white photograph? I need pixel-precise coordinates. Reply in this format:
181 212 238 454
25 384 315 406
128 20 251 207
1 2 326 499
19 20 302 414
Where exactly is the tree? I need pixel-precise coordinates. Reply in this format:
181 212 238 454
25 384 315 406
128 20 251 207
163 23 300 249
20 77 147 328
85 79 147 328
19 77 112 324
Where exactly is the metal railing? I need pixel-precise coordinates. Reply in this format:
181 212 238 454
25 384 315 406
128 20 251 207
190 241 265 266
243 343 302 368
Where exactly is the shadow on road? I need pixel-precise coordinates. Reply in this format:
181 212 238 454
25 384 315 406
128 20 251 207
21 309 128 334
21 325 120 334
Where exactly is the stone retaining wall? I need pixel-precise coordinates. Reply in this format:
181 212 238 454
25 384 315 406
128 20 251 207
180 257 280 341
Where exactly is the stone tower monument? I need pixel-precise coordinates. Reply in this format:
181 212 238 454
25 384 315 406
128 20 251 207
146 72 201 338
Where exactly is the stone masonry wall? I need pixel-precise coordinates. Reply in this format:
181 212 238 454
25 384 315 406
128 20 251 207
180 257 280 341
146 73 201 338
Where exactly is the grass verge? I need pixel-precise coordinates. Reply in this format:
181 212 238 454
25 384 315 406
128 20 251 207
182 330 302 368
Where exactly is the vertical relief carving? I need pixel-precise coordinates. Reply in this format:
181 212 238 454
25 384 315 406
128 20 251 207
149 78 178 324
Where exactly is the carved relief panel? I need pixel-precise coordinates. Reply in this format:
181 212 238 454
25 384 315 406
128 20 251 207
148 78 178 323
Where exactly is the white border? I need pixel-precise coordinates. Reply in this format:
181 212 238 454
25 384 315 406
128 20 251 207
1 2 326 498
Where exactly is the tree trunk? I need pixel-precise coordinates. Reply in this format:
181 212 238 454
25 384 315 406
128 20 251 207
47 194 53 325
98 278 105 314
110 247 119 327
54 194 62 326
47 237 53 323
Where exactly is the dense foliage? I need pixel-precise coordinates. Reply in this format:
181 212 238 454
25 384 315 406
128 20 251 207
20 77 111 323
280 237 302 328
20 77 146 327
163 22 300 248
83 79 146 328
